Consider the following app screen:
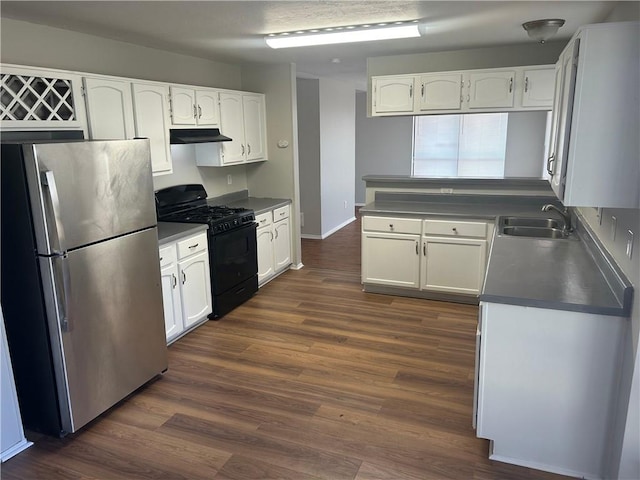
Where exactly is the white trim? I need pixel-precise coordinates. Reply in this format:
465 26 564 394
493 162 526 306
301 234 323 240
355 202 366 207
1 439 32 462
488 452 599 480
300 216 356 240
290 262 304 270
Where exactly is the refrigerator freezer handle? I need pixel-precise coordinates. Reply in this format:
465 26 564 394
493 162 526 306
40 170 66 254
53 255 72 332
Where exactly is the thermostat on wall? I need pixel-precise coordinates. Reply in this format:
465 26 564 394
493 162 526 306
277 140 289 148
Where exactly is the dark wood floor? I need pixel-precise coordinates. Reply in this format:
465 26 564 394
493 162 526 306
2 210 571 480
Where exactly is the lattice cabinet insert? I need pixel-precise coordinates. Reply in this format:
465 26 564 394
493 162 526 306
0 68 85 130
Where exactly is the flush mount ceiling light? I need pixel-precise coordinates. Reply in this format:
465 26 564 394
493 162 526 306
265 20 421 49
522 19 566 44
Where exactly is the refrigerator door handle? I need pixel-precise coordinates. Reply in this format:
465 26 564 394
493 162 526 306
40 170 66 254
53 255 72 332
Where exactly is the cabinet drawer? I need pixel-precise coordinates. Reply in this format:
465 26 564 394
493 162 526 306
158 245 176 268
273 205 290 222
256 211 272 228
177 232 208 259
363 216 422 234
423 219 487 238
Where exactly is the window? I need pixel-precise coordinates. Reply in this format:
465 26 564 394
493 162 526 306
412 113 508 177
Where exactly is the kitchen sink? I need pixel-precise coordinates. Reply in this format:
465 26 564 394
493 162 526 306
501 217 561 229
501 226 569 239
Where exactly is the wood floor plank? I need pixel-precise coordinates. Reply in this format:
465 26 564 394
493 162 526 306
1 209 572 480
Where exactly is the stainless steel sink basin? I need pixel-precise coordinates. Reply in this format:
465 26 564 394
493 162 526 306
501 217 561 229
501 226 569 239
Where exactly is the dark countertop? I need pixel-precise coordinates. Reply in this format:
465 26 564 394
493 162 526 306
157 223 208 246
360 193 631 317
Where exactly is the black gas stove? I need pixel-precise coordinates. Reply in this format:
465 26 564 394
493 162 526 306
155 184 258 319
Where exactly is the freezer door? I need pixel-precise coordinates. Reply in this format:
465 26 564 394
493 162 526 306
39 227 167 433
24 139 157 254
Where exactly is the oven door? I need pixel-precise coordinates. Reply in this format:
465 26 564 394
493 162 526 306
209 222 258 295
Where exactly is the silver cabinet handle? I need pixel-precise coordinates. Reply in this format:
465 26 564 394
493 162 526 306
415 241 419 255
172 273 177 288
241 144 245 155
275 228 279 239
270 231 274 241
40 170 66 253
389 223 394 231
188 243 199 249
509 77 513 93
53 255 72 332
452 227 458 234
524 77 529 93
159 256 163 262
409 84 413 98
198 105 202 119
193 104 198 119
423 243 427 256
421 83 425 98
182 271 186 284
546 153 556 175
247 144 251 155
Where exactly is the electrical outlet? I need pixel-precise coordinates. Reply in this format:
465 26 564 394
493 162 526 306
626 230 634 259
611 216 617 241
227 174 232 185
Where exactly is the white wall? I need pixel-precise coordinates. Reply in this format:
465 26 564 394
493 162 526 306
319 78 356 236
297 79 322 236
355 91 413 204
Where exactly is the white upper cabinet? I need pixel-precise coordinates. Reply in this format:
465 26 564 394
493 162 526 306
548 21 639 208
372 76 415 114
467 70 515 109
217 91 267 165
371 66 554 116
418 73 462 111
83 76 135 140
169 86 220 127
521 68 556 107
131 82 172 175
0 65 87 132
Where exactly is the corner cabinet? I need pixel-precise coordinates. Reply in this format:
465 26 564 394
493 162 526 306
218 92 268 165
546 21 639 208
256 204 292 286
371 65 554 116
475 301 626 479
159 230 212 344
362 215 492 298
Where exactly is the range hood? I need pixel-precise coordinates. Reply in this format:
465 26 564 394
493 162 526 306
169 128 232 144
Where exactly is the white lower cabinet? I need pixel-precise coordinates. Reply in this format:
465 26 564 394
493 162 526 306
362 215 490 296
159 231 212 343
475 302 626 479
256 204 292 286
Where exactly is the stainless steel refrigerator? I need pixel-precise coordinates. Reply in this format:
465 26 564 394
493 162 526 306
1 139 168 436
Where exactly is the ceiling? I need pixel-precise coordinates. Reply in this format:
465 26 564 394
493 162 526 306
0 1 616 88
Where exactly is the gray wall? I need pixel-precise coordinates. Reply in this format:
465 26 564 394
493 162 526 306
319 78 356 235
297 78 322 236
504 111 549 178
355 91 413 204
242 63 302 267
0 18 241 88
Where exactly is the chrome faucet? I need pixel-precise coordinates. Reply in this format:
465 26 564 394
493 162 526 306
542 204 572 233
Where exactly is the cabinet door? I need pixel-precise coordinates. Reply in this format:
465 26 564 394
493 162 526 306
83 77 135 139
273 219 291 272
160 262 183 342
179 251 212 328
418 73 462 111
243 94 267 161
422 237 487 294
372 76 415 114
362 232 420 288
132 83 172 175
218 92 246 164
256 226 275 284
467 71 515 109
195 89 219 126
550 40 579 201
521 68 555 107
169 86 196 125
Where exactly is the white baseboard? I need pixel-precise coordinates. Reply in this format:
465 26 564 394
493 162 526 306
300 234 322 240
355 202 366 207
300 216 356 240
290 262 304 270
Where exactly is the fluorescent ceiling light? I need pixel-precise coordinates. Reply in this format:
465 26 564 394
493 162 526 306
265 21 421 49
